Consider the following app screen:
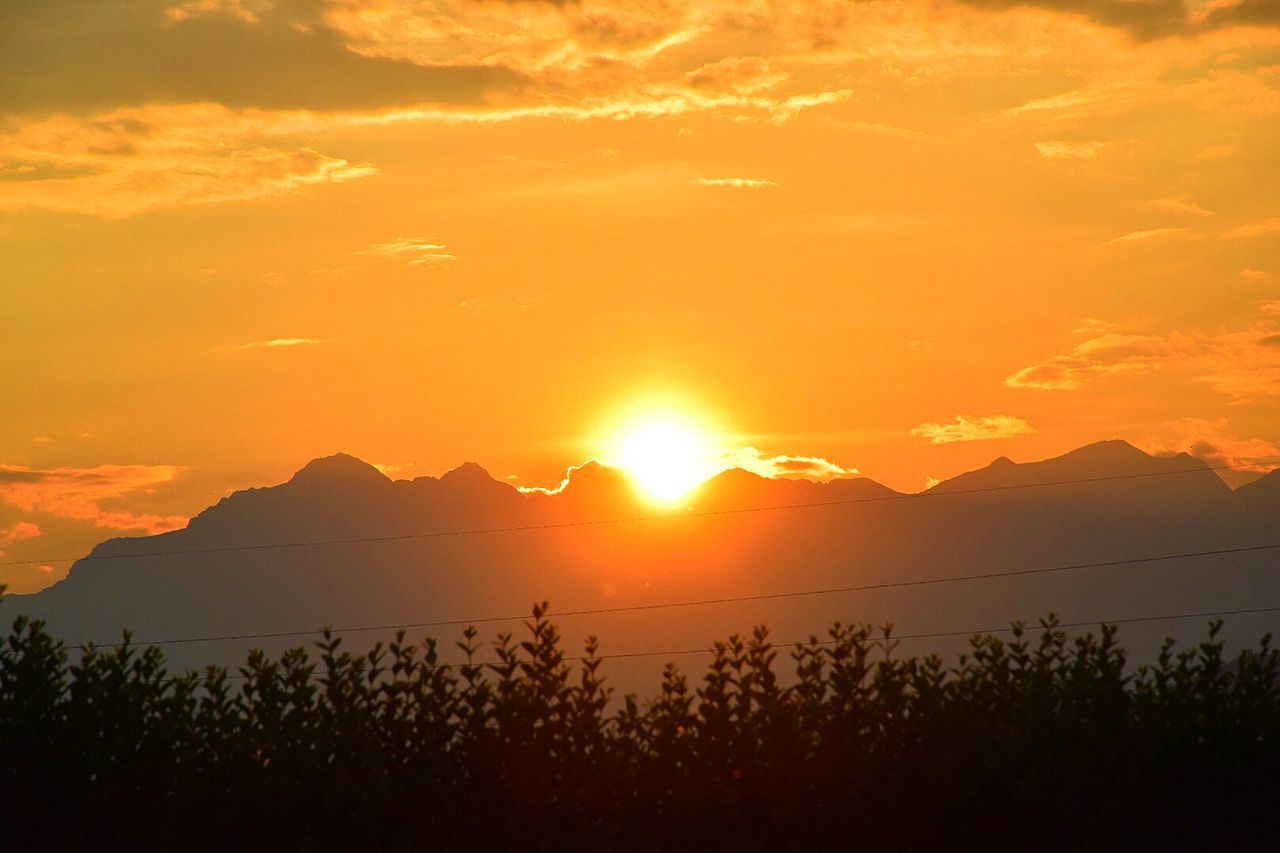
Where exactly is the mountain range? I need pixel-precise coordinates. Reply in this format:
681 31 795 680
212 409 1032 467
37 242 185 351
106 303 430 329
7 441 1279 690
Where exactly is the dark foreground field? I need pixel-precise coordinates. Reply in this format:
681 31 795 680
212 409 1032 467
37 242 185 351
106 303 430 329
3 600 1279 851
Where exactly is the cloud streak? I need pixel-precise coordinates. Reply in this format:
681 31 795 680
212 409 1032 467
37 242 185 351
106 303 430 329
1141 418 1280 484
1007 303 1280 398
718 447 859 481
1006 332 1196 390
357 238 457 265
911 415 1038 444
0 0 1274 221
694 177 779 189
0 463 188 534
1035 140 1107 159
1108 227 1192 244
1144 197 1214 217
0 106 375 217
238 338 325 350
0 521 42 557
1224 217 1280 239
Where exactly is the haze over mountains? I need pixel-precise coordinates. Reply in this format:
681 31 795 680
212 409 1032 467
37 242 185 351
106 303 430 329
7 441 1279 690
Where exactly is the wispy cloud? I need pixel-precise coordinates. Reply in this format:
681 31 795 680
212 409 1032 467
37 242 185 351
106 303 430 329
1007 332 1193 390
1 0 1274 227
1006 87 1120 117
238 338 324 350
1144 197 1214 217
911 415 1037 444
1140 418 1280 485
0 521 41 556
718 447 858 481
0 107 376 217
1035 140 1106 159
1108 227 1192 244
1240 268 1268 279
357 237 457 266
685 56 788 96
1007 302 1280 398
1224 217 1280 239
694 177 779 189
372 462 416 477
0 463 187 534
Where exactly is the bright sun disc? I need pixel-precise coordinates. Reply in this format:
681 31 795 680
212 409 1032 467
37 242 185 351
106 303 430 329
609 416 720 504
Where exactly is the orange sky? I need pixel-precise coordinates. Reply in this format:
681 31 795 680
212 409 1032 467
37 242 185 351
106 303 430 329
1 0 1278 593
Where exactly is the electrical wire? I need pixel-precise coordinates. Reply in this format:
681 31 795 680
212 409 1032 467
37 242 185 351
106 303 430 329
83 541 1280 650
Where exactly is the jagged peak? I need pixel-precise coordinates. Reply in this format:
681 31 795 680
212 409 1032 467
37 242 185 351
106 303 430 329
1057 439 1150 464
930 438 1227 496
440 461 498 485
707 466 770 485
288 453 389 487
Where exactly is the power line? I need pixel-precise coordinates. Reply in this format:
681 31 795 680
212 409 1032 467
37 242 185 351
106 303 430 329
583 605 1280 663
166 603 1280 685
2 460 1259 569
84 541 1280 650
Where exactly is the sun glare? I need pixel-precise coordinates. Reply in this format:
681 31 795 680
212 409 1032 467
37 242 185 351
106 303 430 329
606 413 722 504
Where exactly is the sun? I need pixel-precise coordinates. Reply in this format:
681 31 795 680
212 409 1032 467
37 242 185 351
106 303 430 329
605 412 723 505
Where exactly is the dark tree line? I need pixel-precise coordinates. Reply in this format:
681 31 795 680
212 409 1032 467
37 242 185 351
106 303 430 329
3 593 1279 851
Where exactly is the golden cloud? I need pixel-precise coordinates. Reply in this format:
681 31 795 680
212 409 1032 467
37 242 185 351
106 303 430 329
0 84 852 215
717 447 859 482
1006 332 1193 390
1224 216 1280 239
1107 227 1192 244
356 238 457 265
1140 417 1280 485
0 107 375 217
1007 303 1280 397
1144 197 1215 217
0 521 42 557
1035 140 1107 159
1 0 1276 219
0 463 188 534
693 177 779 188
237 338 326 350
911 415 1038 444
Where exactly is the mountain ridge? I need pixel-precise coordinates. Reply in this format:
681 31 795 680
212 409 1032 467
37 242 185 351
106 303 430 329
8 440 1277 692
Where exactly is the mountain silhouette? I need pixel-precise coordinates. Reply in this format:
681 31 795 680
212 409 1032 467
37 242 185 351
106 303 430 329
929 440 1229 505
7 441 1278 691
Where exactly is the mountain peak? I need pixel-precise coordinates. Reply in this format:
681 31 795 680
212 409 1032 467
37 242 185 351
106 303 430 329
1060 439 1148 465
930 438 1226 497
440 461 495 484
288 453 389 488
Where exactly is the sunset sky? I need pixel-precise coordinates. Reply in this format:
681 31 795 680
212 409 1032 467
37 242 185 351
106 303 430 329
2 0 1278 592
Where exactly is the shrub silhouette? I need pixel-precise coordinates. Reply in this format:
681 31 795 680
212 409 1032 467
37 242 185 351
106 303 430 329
2 590 1279 850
